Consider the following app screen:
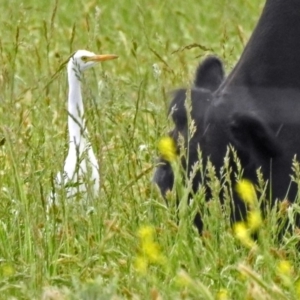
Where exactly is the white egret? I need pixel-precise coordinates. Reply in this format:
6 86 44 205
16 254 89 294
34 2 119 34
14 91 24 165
49 50 118 207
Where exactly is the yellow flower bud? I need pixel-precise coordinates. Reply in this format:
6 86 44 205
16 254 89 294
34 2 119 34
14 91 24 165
276 260 292 276
247 210 262 231
235 179 257 205
233 222 255 248
158 136 177 162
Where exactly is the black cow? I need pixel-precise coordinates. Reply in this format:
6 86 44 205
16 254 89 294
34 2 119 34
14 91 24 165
154 0 300 232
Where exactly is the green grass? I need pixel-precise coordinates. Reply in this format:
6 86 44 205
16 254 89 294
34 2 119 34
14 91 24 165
1 0 300 299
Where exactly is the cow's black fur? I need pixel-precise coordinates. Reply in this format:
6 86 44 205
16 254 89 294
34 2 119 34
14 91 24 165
153 57 225 232
154 0 300 232
153 56 225 197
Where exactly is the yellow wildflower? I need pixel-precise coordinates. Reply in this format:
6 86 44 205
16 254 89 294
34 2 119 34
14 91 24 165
233 222 255 248
158 136 177 162
134 255 148 274
138 225 155 241
141 240 164 263
235 179 257 205
276 260 293 287
135 225 166 273
247 210 262 231
276 260 292 276
216 289 229 300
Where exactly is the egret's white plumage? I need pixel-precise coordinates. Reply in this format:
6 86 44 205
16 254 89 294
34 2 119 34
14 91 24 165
49 50 118 206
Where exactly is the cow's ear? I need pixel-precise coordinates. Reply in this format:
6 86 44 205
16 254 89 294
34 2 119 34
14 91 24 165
194 56 224 91
229 113 282 158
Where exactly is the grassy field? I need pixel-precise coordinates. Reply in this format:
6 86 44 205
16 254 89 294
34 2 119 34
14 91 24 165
1 0 300 299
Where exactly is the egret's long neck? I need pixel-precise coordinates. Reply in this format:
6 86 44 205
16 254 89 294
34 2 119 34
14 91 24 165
67 63 86 146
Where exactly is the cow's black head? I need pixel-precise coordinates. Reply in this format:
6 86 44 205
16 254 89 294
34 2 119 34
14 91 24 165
154 0 300 234
153 56 224 199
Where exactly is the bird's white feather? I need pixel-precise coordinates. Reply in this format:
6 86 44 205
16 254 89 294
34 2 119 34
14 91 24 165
49 50 102 208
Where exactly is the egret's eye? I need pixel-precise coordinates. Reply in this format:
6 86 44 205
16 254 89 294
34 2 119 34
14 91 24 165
81 56 88 62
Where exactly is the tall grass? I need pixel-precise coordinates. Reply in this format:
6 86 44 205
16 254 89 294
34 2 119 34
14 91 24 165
1 0 300 299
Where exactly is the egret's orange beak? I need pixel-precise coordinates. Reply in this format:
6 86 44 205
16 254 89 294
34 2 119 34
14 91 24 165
87 54 118 62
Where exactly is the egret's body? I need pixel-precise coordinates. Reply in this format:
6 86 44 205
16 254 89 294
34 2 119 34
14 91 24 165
50 50 118 205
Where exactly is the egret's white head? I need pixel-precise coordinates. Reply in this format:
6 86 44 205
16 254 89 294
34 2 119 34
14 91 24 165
68 49 118 74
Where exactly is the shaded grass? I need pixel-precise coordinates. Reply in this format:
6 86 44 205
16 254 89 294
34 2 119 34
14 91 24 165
1 0 300 299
